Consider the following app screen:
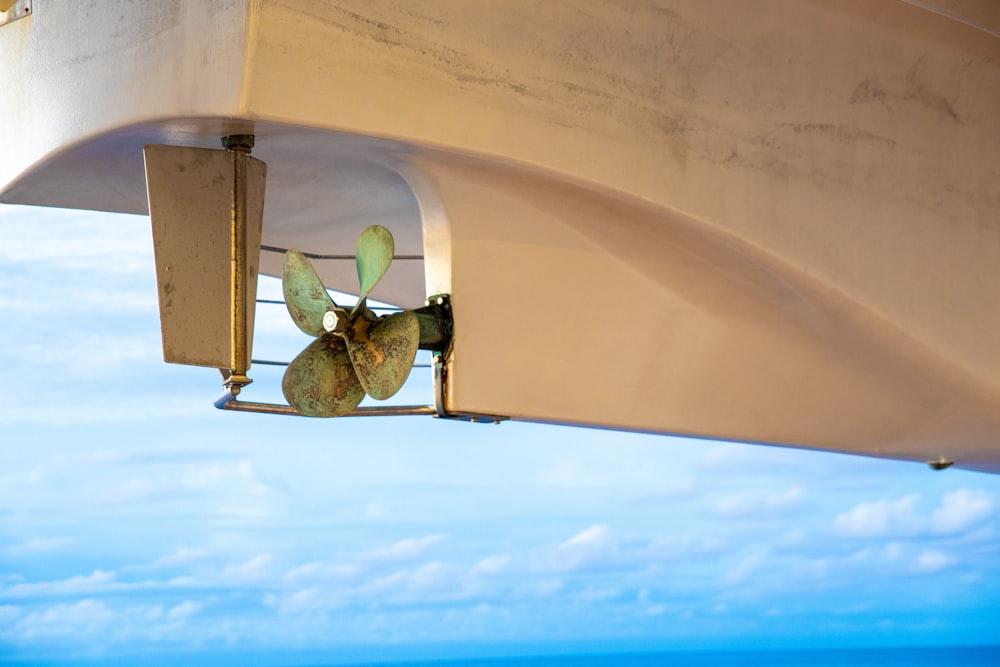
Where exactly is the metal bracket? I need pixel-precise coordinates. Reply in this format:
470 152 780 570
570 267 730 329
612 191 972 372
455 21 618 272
213 292 506 424
432 347 507 426
214 381 437 417
0 0 30 27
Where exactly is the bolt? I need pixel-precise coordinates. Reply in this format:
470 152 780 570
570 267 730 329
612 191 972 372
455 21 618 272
222 134 255 153
323 309 348 334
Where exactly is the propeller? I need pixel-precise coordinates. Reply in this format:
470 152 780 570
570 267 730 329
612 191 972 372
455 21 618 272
281 225 420 417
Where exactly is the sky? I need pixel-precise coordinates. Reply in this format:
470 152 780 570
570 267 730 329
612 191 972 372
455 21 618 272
0 203 999 665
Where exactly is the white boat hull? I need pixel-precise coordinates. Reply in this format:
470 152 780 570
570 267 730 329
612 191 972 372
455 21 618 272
2 1 998 470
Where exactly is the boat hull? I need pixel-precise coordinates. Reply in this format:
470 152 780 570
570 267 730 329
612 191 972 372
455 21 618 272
2 1 999 470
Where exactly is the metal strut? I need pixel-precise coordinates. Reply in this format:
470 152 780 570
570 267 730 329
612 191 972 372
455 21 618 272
222 134 255 392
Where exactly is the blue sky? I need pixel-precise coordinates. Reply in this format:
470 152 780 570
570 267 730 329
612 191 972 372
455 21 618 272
1 204 999 665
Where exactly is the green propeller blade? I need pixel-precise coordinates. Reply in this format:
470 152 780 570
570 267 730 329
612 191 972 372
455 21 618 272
353 225 395 315
345 310 420 400
282 334 365 417
283 249 340 337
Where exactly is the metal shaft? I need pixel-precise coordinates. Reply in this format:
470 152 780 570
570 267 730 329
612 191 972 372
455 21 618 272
224 135 255 388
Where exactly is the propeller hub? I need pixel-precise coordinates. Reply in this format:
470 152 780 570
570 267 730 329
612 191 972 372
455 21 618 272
323 309 348 335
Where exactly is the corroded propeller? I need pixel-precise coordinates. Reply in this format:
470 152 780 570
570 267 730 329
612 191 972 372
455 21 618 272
281 226 420 417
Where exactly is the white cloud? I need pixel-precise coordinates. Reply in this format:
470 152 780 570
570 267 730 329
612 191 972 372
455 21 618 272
532 579 564 598
536 458 611 488
182 460 259 492
847 541 906 568
149 548 210 569
834 494 923 538
85 477 157 504
263 587 332 615
0 467 44 488
929 489 994 535
364 534 448 564
407 561 463 597
142 605 166 622
561 524 611 551
334 561 474 605
0 395 206 426
724 551 768 585
283 561 363 584
271 550 504 613
0 210 152 275
221 554 274 581
167 576 197 587
363 501 389 520
699 443 804 471
713 485 804 517
1 537 75 556
0 335 164 411
543 525 617 573
834 490 996 540
471 554 511 577
535 448 701 497
535 526 733 577
0 605 21 625
9 599 117 640
366 570 408 595
645 534 728 559
912 550 957 574
1 570 116 599
165 600 202 621
574 586 621 602
0 285 156 315
636 589 667 616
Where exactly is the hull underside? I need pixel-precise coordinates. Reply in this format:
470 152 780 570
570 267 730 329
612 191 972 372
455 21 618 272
2 1 999 471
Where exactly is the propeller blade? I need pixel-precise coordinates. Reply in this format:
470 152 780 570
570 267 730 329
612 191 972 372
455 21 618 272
282 334 365 417
283 249 339 336
346 311 420 400
353 225 395 314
